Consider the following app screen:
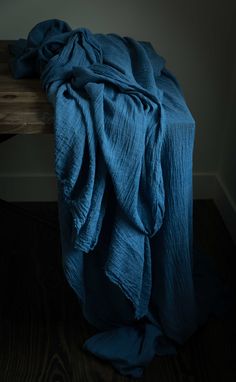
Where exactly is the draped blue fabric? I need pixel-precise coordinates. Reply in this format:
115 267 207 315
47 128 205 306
10 20 231 378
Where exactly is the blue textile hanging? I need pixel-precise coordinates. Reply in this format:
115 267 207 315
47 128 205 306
10 20 232 378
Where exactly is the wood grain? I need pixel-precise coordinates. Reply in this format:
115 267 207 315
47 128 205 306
0 199 235 381
0 40 54 134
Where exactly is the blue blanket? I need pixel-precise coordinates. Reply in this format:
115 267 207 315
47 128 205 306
10 20 231 378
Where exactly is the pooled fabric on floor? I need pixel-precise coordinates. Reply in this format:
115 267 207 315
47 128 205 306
9 19 232 378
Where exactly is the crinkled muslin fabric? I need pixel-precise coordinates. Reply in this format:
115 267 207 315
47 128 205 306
10 19 232 378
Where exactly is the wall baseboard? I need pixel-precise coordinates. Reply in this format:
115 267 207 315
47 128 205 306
0 172 235 243
0 174 58 202
193 172 236 244
214 175 236 245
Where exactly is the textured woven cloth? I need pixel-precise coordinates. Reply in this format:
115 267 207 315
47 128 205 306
10 20 230 378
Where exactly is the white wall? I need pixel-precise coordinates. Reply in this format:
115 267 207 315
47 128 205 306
0 0 235 231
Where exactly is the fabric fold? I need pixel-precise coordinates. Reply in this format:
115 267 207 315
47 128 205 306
10 19 232 378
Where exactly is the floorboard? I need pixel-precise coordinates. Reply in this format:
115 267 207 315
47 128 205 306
0 199 235 381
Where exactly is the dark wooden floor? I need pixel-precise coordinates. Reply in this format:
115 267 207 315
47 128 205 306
0 199 235 381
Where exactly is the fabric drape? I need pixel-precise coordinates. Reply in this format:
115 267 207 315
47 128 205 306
10 20 231 378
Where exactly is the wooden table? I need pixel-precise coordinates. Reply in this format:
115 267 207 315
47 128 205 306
0 41 53 138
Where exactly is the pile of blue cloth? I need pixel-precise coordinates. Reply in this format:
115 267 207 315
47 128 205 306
10 19 231 378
